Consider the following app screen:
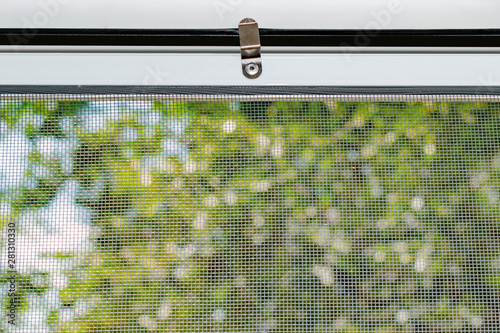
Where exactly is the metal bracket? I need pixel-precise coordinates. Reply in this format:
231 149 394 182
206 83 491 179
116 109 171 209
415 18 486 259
238 18 262 79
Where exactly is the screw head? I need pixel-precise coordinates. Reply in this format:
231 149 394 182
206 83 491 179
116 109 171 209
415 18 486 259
244 63 259 76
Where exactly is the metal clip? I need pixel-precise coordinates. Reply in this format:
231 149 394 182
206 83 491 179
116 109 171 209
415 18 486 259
238 18 262 79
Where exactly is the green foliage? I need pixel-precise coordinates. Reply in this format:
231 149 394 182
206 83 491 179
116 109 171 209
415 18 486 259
1 99 500 332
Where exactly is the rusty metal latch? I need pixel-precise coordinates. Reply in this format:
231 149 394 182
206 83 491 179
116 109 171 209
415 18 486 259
238 18 262 79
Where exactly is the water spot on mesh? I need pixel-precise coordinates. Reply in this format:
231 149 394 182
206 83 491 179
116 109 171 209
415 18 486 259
312 265 333 286
325 207 341 225
252 211 265 228
119 126 139 143
193 211 209 230
305 206 317 218
392 242 408 253
411 196 425 211
212 308 226 322
270 140 284 158
414 258 428 273
396 310 409 324
374 250 386 263
423 143 436 155
252 180 270 192
253 233 266 245
400 253 412 264
222 120 237 134
470 316 483 328
138 315 157 331
204 194 220 208
224 190 238 205
158 299 174 320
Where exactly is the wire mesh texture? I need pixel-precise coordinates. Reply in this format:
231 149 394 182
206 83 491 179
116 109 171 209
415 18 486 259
0 95 500 333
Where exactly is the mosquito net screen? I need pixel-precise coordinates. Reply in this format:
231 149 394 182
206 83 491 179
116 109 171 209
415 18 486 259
0 94 499 332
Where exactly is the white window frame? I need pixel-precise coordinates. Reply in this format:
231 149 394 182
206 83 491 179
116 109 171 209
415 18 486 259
1 49 500 87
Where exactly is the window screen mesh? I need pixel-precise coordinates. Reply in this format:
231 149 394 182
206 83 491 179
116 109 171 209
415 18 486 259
0 95 500 333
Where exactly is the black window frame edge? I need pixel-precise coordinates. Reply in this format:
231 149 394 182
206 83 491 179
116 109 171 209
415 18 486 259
0 29 500 47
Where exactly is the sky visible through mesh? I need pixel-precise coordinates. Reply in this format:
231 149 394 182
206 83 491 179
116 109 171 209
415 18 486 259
0 96 499 332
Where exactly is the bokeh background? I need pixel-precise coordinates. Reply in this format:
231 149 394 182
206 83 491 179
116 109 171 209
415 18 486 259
0 98 500 332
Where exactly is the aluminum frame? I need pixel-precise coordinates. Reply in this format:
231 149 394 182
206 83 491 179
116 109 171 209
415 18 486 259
1 1 499 88
0 51 499 87
1 0 499 30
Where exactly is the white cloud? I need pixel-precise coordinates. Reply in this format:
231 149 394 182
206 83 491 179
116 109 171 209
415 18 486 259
1 180 94 275
0 129 32 192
